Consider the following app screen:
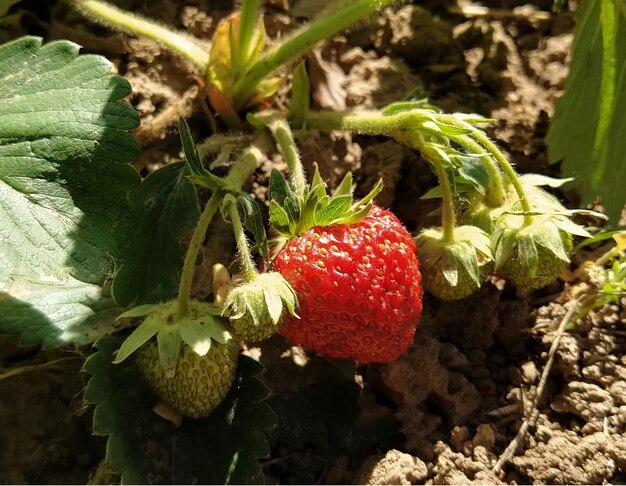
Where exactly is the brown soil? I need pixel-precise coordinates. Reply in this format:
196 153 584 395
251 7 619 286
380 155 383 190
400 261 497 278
3 1 625 485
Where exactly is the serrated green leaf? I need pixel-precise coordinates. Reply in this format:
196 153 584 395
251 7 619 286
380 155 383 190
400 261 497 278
179 321 213 356
547 0 626 224
457 155 490 194
85 337 274 484
112 162 199 306
112 317 161 364
0 276 125 348
0 36 140 347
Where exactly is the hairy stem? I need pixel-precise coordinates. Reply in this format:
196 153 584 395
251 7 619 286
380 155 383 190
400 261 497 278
176 193 221 320
237 0 260 68
228 201 258 282
465 126 533 226
232 0 397 109
176 143 264 319
73 0 209 71
430 157 456 242
269 119 306 199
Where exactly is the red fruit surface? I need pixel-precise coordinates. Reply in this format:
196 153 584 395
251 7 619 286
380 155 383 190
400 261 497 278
274 205 422 363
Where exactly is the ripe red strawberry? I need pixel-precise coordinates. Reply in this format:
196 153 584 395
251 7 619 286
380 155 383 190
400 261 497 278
269 166 422 363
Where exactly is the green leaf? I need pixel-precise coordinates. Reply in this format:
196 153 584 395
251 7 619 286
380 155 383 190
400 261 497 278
288 61 310 124
85 337 274 484
112 162 199 306
547 0 626 224
0 277 124 348
0 37 140 346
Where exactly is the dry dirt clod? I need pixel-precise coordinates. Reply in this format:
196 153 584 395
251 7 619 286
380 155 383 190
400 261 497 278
354 450 428 485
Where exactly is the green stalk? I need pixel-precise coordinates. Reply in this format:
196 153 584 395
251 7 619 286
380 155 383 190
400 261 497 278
232 0 397 109
228 201 258 282
300 110 530 223
237 0 260 68
461 125 533 226
269 119 306 198
74 0 209 71
429 156 456 242
176 193 221 320
175 143 263 319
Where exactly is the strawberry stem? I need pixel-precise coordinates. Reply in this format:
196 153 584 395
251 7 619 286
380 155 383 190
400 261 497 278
268 119 306 199
238 0 260 68
176 193 221 320
459 124 533 226
72 0 209 72
176 143 264 319
231 0 397 110
429 156 456 243
227 200 258 282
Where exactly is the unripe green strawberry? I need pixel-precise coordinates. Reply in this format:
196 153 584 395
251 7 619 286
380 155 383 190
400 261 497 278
136 340 239 419
493 214 574 294
223 272 298 342
417 225 493 300
113 299 239 419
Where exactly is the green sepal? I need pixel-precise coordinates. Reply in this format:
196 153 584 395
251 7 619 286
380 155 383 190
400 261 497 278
117 304 160 320
518 233 539 277
237 192 268 258
417 225 493 300
157 325 183 378
179 318 217 356
223 272 298 342
113 315 162 364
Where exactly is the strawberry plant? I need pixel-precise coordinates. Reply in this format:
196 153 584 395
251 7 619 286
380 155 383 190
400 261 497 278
0 0 602 483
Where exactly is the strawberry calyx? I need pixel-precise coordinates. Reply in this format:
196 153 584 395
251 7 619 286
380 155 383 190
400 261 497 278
222 271 298 342
113 300 236 378
268 163 383 240
416 225 493 300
